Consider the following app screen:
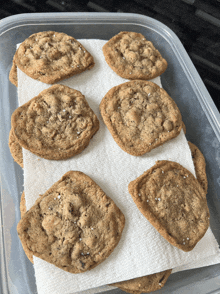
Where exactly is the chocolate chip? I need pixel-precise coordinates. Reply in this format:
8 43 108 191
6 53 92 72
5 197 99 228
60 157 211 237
80 260 85 268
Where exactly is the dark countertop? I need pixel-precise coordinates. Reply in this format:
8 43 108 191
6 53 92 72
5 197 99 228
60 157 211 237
1 0 220 111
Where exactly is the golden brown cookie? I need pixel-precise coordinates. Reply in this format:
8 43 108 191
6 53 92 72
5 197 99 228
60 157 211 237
9 128 45 166
103 31 167 80
182 121 186 134
8 129 23 168
100 80 182 156
188 141 208 194
128 160 210 252
14 31 95 84
17 171 125 274
111 269 172 294
20 191 26 219
9 58 18 87
20 192 34 263
11 84 99 160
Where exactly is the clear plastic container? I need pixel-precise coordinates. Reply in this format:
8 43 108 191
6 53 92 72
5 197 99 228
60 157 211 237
1 12 220 294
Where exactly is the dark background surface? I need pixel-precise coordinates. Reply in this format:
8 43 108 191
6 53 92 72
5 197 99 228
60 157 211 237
1 0 220 111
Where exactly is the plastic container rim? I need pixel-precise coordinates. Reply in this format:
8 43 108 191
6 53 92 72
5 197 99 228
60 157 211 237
1 11 220 294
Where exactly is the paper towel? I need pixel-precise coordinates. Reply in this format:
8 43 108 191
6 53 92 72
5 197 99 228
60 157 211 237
17 39 220 294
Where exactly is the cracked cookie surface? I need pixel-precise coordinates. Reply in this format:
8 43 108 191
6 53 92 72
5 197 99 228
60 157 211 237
188 141 208 194
8 128 23 168
103 31 167 80
128 160 210 252
17 171 125 273
111 269 172 294
100 80 182 156
14 31 95 84
11 84 99 160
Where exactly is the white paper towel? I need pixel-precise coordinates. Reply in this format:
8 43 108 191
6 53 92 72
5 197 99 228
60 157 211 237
17 40 220 294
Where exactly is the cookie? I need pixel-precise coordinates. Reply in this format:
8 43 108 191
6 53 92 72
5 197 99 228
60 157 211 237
182 121 186 134
17 171 125 273
11 84 99 160
9 58 18 87
9 127 45 166
99 80 183 156
8 128 23 168
111 269 172 294
20 191 27 218
103 31 167 80
188 141 208 194
14 31 95 84
128 160 210 252
20 192 34 263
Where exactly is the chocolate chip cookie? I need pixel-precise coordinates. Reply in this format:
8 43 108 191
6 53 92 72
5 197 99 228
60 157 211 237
99 80 183 156
103 31 167 80
20 191 27 219
182 121 186 134
14 31 95 84
128 160 210 252
17 171 125 273
188 141 208 194
20 192 34 263
11 84 99 160
111 269 172 294
9 58 18 87
8 128 23 168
